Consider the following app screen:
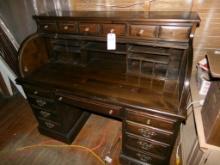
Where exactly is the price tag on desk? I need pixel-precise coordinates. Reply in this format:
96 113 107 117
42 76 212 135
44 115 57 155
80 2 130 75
107 33 116 50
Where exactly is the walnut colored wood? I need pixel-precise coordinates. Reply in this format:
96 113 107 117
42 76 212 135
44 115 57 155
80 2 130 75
18 34 49 78
17 11 200 165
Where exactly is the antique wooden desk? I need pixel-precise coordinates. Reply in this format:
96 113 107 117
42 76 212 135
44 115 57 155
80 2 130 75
17 11 200 165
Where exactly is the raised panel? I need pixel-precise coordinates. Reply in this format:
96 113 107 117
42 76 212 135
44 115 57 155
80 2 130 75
130 25 156 38
159 26 191 41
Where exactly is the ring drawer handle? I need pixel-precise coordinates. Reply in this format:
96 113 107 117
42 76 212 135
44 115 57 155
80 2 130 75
45 122 55 128
138 128 156 138
36 99 47 107
64 25 68 30
44 25 48 29
40 111 51 118
136 153 151 162
137 141 153 150
84 27 90 32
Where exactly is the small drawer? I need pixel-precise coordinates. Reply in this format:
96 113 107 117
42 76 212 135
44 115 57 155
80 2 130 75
130 25 156 38
38 22 57 32
125 133 170 156
58 22 77 33
102 24 126 36
123 146 166 165
38 118 62 132
159 26 191 41
32 106 60 122
28 96 55 110
56 94 122 119
23 85 53 98
126 109 177 131
125 121 174 144
79 23 99 35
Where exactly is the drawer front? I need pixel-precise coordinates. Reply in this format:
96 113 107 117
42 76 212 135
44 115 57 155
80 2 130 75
57 94 122 118
32 106 60 122
38 118 62 132
28 96 55 110
23 85 53 98
126 109 177 131
125 133 170 157
125 121 174 144
130 25 156 38
58 22 77 33
123 146 166 165
38 22 57 32
102 24 126 36
159 26 191 41
79 23 99 35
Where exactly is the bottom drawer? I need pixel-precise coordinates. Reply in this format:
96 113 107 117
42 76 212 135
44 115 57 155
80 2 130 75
38 118 62 132
125 133 170 157
123 146 167 165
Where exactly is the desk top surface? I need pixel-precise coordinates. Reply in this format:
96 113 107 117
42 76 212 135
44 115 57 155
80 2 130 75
22 61 181 117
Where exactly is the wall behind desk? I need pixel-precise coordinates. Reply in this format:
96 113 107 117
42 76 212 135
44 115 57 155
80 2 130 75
0 0 219 67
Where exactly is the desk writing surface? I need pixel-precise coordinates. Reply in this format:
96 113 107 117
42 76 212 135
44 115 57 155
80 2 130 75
23 62 180 115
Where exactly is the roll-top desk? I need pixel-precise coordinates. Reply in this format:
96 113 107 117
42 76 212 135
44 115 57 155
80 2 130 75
17 11 200 165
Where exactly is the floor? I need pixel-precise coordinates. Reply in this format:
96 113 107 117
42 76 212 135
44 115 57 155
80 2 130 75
0 94 178 165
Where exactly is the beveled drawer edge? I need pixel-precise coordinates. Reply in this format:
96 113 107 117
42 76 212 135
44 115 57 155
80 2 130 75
125 120 174 135
125 131 171 148
125 145 166 161
126 108 177 123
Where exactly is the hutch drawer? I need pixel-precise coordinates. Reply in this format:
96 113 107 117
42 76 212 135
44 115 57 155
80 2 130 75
125 133 170 157
126 109 177 131
129 25 157 38
79 23 99 35
125 121 174 144
38 21 57 32
102 24 126 36
159 26 191 41
57 22 77 33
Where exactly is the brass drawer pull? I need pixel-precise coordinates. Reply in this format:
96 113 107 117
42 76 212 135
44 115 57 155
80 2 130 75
137 140 153 150
84 27 90 32
138 128 156 138
45 122 55 128
64 25 68 30
137 29 144 36
109 109 113 115
146 119 151 125
58 97 63 101
36 99 47 107
44 25 48 29
40 111 51 118
136 153 151 162
110 28 115 33
34 91 38 95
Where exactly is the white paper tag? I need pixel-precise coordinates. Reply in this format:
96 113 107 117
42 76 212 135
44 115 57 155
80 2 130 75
107 33 116 50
